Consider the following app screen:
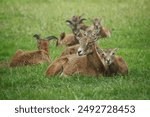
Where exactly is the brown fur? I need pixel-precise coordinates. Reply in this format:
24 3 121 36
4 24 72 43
60 44 80 56
46 30 105 77
59 27 100 57
37 39 50 53
10 50 50 67
9 35 56 67
97 49 128 76
99 27 111 38
68 15 89 32
56 33 79 47
60 42 99 58
87 26 111 38
56 15 90 47
46 44 105 77
56 15 89 47
86 18 111 38
104 56 128 76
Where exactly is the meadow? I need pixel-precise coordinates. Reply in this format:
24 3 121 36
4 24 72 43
0 0 150 99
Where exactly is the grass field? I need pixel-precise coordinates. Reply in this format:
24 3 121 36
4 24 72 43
0 0 150 100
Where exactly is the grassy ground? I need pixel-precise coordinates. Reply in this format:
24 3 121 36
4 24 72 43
0 0 150 99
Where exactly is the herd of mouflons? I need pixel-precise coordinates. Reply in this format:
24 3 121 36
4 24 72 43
9 15 128 77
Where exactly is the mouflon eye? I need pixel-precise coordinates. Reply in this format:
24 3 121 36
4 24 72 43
102 53 105 56
112 53 115 55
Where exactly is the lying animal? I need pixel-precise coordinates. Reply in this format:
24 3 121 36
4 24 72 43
46 30 105 77
97 48 128 76
87 18 111 38
9 34 57 67
56 15 88 47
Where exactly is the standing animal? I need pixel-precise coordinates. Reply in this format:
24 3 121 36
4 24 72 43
46 30 105 77
97 48 128 76
9 34 57 67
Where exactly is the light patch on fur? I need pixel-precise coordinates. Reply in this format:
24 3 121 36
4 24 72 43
77 47 84 56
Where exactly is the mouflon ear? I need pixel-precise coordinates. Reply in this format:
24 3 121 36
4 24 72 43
97 48 105 55
111 48 119 55
60 32 65 40
113 48 119 52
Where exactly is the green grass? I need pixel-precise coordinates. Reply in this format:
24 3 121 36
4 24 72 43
0 0 150 99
